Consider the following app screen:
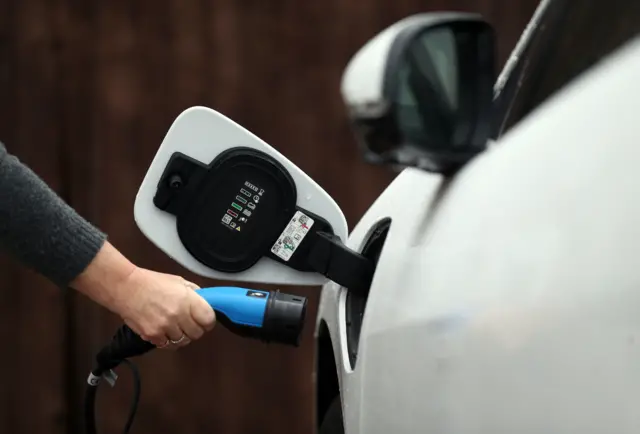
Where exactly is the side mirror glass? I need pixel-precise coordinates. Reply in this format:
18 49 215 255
134 107 349 287
341 13 496 174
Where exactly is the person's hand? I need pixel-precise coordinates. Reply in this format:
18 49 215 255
70 241 216 350
112 267 216 349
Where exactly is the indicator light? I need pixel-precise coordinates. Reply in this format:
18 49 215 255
231 202 242 211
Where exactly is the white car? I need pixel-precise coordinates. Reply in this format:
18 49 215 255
315 1 640 433
131 0 640 433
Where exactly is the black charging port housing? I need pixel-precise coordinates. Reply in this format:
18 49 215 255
153 147 336 274
154 147 302 272
345 218 391 367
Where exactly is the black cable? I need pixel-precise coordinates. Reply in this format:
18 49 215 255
84 325 156 434
122 359 142 433
84 373 98 434
83 359 142 434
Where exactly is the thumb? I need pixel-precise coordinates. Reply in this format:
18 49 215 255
189 291 216 331
181 279 215 330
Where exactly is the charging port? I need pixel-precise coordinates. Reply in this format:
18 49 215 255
345 217 391 368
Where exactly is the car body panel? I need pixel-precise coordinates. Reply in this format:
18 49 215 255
318 33 640 433
316 167 445 430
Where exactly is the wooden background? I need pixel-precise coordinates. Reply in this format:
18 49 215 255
0 1 539 433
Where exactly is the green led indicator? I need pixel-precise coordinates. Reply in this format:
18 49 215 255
231 202 242 211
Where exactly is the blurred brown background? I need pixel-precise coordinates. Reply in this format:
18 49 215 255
0 1 538 433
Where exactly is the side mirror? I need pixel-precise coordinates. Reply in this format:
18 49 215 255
341 12 496 174
133 106 351 287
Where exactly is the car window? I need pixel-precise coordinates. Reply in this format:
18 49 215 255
496 0 640 136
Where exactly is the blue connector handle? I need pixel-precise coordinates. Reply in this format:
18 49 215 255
93 286 304 379
195 287 270 328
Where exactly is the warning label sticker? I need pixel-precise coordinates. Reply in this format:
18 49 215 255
271 211 314 262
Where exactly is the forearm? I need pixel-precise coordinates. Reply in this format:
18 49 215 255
0 141 108 287
69 240 137 314
0 142 217 344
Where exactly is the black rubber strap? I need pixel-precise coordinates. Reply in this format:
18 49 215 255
306 231 374 294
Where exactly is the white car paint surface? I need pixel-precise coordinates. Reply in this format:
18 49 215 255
318 36 640 434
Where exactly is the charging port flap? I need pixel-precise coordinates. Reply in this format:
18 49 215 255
134 106 358 287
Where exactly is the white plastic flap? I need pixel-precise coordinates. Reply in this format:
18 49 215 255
133 106 348 286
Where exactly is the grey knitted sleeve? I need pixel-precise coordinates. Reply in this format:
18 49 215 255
0 141 107 287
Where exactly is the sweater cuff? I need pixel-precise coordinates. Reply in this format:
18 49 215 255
45 210 108 287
